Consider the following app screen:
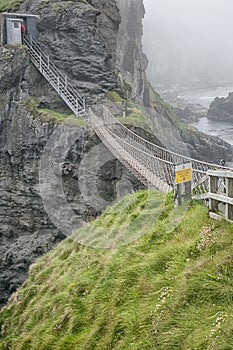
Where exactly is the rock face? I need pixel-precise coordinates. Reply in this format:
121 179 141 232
116 0 149 104
174 104 208 124
20 0 121 99
207 92 233 122
179 127 232 163
0 46 141 307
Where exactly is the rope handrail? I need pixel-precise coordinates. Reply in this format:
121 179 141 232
102 106 232 171
89 109 174 165
89 107 232 192
89 109 173 190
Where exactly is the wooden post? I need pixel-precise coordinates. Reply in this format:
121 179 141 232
175 184 182 207
209 175 218 212
184 181 192 201
122 101 127 117
226 177 233 220
174 163 192 207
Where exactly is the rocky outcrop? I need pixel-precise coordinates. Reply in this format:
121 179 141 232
0 0 150 307
207 92 233 122
174 104 208 124
116 0 149 104
20 0 121 100
179 127 232 163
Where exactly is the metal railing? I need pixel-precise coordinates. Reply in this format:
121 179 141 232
24 36 86 118
207 169 233 221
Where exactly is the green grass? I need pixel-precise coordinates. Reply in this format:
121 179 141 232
105 91 152 130
21 97 87 126
37 108 87 126
0 0 23 12
118 106 152 132
39 0 78 11
1 190 233 349
106 90 125 103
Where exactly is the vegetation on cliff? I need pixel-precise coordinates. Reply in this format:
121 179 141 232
1 190 233 350
0 0 22 12
21 96 87 126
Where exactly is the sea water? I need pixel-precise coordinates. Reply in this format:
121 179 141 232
176 85 233 108
177 86 233 145
192 117 233 146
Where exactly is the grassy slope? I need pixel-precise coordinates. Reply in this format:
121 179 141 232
0 190 233 350
0 0 24 12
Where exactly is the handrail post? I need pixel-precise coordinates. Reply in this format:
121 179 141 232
65 75 67 89
39 54 42 71
75 98 78 115
57 76 60 93
47 55 50 69
226 177 233 220
209 175 218 211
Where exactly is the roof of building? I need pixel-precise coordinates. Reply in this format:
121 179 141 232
2 13 39 18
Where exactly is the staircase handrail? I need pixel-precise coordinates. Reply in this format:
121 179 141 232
24 36 86 112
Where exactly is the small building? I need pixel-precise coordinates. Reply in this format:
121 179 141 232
0 13 39 46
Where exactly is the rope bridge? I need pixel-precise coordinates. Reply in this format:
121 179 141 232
24 37 232 193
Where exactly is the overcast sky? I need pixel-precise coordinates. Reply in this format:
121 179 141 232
143 0 233 86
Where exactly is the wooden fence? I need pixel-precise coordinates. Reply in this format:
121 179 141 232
207 169 233 222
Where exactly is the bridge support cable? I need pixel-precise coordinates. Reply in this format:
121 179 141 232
89 108 174 192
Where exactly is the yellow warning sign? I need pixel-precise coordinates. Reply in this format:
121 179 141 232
175 163 192 184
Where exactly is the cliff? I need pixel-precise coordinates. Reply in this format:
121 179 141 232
0 44 142 306
19 0 121 99
116 0 149 104
115 0 232 162
0 0 232 307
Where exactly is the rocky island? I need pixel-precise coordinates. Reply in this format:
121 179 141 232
207 92 233 122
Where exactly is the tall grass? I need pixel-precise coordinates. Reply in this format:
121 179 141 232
1 190 233 349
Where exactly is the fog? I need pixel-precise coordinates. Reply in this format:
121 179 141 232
143 0 233 88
